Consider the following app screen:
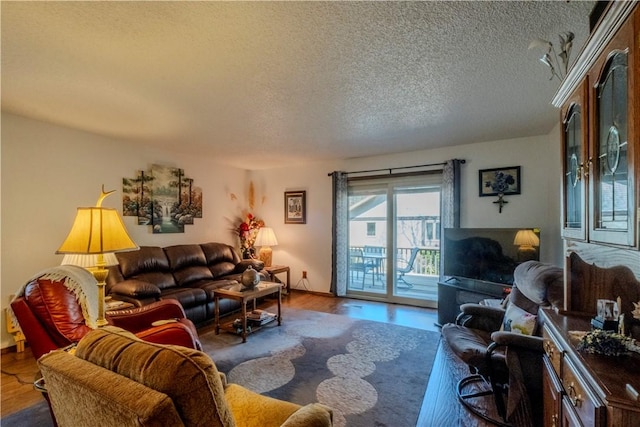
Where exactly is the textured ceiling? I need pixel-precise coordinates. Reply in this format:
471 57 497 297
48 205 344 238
1 1 595 169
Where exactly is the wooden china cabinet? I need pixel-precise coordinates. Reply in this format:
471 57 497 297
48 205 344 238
548 2 640 427
560 2 637 248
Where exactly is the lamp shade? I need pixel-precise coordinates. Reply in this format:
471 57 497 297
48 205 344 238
56 207 139 254
513 229 540 248
61 253 119 268
255 227 278 247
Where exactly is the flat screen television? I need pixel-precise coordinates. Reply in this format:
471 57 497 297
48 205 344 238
442 227 540 286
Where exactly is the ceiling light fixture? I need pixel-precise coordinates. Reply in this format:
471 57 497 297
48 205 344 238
528 31 574 81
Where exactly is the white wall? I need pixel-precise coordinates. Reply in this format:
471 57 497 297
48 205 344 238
1 113 248 348
1 112 562 348
252 129 562 295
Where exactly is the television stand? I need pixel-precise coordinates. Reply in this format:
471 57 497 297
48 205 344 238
437 278 511 326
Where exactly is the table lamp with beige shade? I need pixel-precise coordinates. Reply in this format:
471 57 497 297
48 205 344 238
513 229 540 262
56 186 139 326
255 227 278 267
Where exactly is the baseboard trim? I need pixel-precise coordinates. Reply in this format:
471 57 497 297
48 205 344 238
288 289 334 297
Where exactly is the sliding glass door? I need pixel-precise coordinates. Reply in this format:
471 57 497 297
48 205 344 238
347 174 441 307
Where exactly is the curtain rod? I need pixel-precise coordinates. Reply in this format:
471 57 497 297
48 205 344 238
327 159 465 177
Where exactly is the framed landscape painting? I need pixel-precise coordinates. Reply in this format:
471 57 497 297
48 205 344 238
284 191 306 224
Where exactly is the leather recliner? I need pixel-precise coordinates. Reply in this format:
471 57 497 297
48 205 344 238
10 266 203 427
11 268 202 361
441 261 564 427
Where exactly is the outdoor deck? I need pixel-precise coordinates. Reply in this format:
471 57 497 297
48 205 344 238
348 246 440 300
352 273 439 300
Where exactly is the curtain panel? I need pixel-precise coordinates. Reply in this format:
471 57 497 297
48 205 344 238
330 171 348 296
330 159 462 296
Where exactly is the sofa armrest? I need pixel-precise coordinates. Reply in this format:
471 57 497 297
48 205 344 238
107 300 187 331
134 320 202 351
456 303 505 331
234 259 265 273
459 303 506 318
490 331 544 352
281 403 334 427
109 279 161 299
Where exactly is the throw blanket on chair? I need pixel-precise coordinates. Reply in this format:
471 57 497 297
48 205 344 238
9 265 100 330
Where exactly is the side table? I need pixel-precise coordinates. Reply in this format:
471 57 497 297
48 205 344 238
214 281 282 343
105 299 135 312
264 265 290 294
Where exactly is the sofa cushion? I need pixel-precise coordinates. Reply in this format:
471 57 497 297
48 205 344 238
110 279 161 298
24 278 92 345
210 262 239 279
117 247 171 277
201 243 240 265
201 243 240 278
160 287 208 308
441 323 505 374
164 245 207 270
165 245 215 286
75 326 236 427
225 383 300 427
132 272 177 291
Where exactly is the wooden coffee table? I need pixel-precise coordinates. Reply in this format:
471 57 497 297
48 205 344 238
214 281 282 343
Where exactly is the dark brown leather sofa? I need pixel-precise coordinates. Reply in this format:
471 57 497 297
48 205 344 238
106 242 266 325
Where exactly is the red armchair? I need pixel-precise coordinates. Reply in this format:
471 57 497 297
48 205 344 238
10 269 202 427
10 272 202 362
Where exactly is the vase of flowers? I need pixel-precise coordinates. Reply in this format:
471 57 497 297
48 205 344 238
236 213 264 259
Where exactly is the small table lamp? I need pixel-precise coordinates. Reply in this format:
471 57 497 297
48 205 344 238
56 187 139 326
255 227 278 267
513 229 540 262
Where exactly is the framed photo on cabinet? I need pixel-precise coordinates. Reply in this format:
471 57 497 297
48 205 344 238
284 191 306 224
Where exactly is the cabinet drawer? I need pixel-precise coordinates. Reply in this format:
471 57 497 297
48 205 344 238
561 357 603 427
562 396 584 427
542 325 563 376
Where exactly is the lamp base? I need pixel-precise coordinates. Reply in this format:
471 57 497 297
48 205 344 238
258 247 273 268
89 265 110 327
517 246 537 262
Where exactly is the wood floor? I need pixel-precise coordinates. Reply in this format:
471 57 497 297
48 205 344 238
1 291 498 426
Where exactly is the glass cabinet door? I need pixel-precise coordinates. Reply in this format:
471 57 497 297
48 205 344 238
590 49 635 246
562 87 587 241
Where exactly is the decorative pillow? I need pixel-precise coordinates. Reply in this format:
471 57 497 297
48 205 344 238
501 304 537 335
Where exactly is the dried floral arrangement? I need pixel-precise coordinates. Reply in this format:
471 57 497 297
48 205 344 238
229 180 268 258
577 329 640 356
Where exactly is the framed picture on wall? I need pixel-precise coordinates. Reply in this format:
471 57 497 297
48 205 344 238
478 166 521 197
284 191 306 224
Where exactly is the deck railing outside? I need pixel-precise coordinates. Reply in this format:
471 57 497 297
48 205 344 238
352 246 440 276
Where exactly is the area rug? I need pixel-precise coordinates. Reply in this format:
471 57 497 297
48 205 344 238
1 400 53 427
200 308 440 427
1 309 439 427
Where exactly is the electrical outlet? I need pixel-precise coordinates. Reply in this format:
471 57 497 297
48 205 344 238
302 271 308 279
